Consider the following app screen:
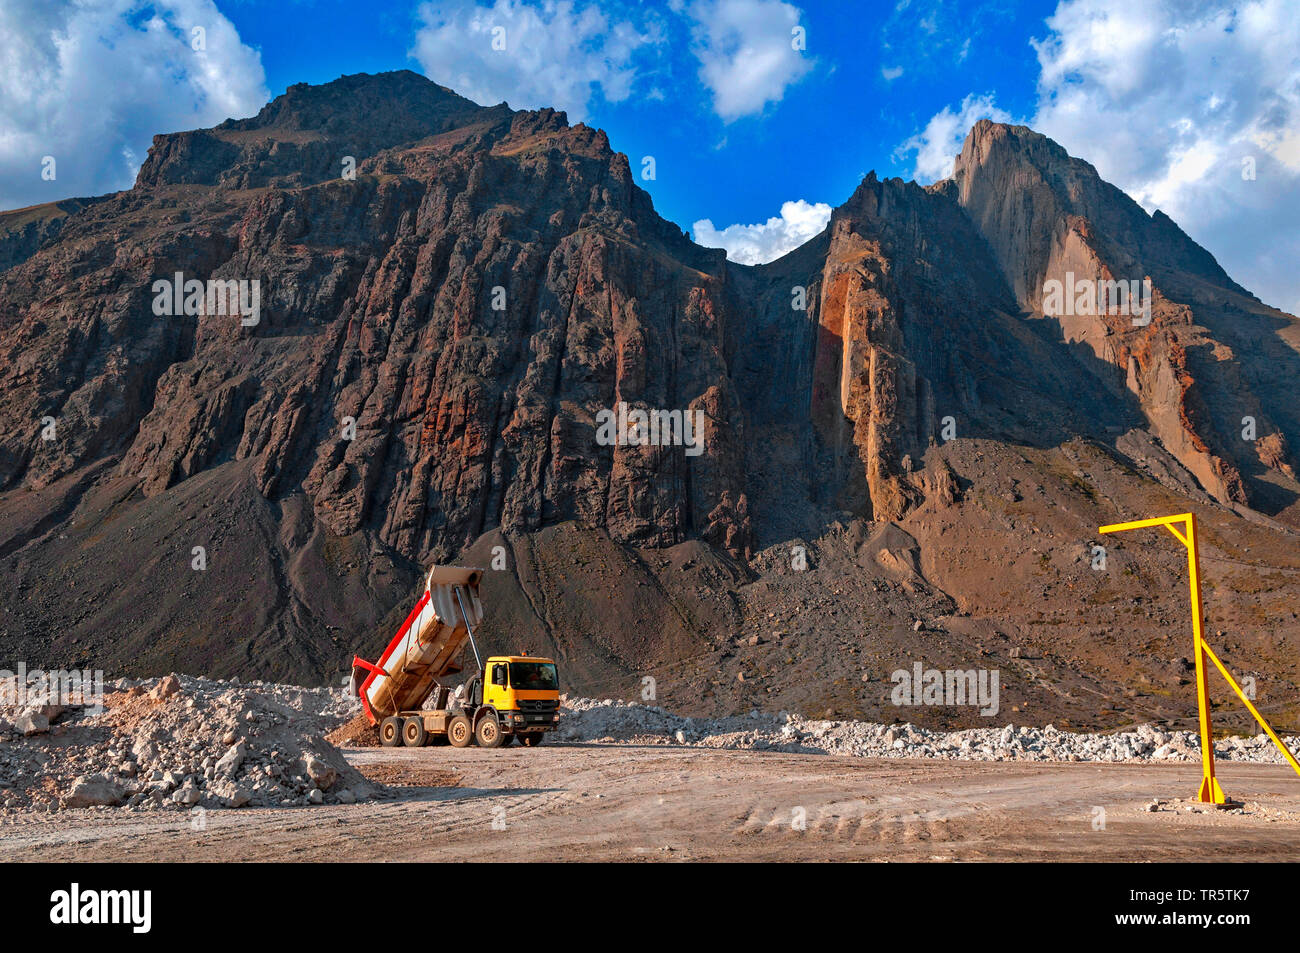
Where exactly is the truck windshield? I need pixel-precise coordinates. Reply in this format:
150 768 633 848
509 662 558 691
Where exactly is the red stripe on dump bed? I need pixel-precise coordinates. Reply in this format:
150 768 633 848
357 589 432 725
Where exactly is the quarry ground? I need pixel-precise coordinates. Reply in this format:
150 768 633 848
5 743 1300 862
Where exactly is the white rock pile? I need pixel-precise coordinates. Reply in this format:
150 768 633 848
0 673 377 814
555 697 1300 765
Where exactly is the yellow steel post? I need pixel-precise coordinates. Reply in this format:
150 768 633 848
1098 513 1228 802
1182 515 1226 803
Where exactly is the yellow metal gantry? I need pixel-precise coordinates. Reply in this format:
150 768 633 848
1099 512 1300 803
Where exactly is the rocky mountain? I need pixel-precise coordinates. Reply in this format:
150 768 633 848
2 72 1298 730
953 120 1299 512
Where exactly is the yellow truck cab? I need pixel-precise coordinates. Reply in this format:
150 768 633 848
478 655 561 746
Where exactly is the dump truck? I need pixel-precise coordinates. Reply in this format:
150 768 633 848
348 565 560 748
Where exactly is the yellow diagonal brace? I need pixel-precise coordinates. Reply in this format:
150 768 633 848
1201 642 1300 779
1163 522 1188 546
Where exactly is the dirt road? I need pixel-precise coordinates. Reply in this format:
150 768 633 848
6 744 1300 861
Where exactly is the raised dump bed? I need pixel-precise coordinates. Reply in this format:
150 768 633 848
350 565 485 725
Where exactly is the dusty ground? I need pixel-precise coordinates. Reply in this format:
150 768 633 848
4 743 1300 862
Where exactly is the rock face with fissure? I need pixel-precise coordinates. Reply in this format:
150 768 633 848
952 119 1296 507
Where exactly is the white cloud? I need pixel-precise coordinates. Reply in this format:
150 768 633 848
897 93 1012 182
411 0 662 122
687 0 814 121
410 0 813 125
0 0 267 212
692 198 832 264
881 65 904 81
897 0 1300 312
1028 0 1300 312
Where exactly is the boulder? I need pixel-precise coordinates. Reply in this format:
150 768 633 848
16 711 48 736
64 774 125 808
303 753 337 791
150 675 181 702
215 742 247 778
23 702 66 722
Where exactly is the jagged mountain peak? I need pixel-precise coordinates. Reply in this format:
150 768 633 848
955 119 1079 173
223 69 495 135
951 118 1242 295
133 70 513 192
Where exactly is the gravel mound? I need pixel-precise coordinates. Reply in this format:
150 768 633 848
555 697 1300 765
327 713 381 748
0 674 378 814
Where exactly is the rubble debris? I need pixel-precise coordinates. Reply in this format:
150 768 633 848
0 675 377 815
555 698 1300 766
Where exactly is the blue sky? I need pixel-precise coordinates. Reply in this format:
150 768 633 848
2 0 1298 310
213 0 1053 238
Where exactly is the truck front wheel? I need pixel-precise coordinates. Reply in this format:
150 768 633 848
447 715 473 748
476 713 504 748
379 717 402 747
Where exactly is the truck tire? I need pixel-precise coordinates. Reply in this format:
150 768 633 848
475 713 504 748
379 717 402 747
519 732 545 747
402 716 427 748
447 714 473 748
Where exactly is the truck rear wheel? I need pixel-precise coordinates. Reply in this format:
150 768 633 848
475 713 504 748
447 714 473 748
379 717 402 747
519 732 545 747
402 716 427 748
